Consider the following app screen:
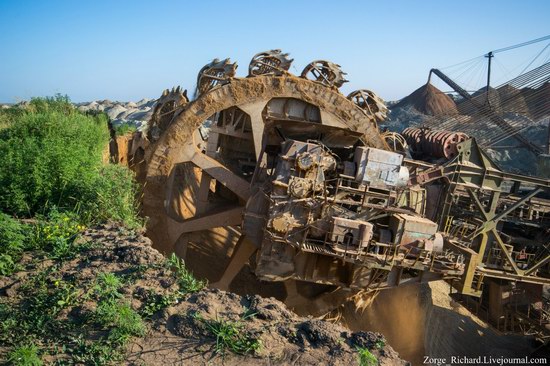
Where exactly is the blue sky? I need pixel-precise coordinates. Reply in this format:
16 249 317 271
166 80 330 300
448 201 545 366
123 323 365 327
0 0 549 102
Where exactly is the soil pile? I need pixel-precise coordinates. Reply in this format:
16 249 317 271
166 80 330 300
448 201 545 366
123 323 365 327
394 84 458 116
0 223 407 365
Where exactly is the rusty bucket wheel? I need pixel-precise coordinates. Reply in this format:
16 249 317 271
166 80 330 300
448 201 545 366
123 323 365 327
381 131 409 156
347 89 388 123
301 60 348 88
141 74 387 296
248 49 293 76
147 87 189 142
196 58 238 96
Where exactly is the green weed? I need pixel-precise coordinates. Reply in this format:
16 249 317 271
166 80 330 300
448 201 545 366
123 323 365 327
194 312 261 355
113 124 137 136
93 272 123 301
94 300 146 337
167 253 206 294
357 346 378 366
7 344 43 366
140 291 179 318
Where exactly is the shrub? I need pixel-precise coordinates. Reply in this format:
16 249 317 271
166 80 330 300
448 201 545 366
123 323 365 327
82 165 142 228
0 213 28 275
113 123 137 136
0 96 141 228
0 96 108 216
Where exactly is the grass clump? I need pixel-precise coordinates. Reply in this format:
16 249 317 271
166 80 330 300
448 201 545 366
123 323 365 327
193 312 261 356
7 344 43 366
357 346 378 366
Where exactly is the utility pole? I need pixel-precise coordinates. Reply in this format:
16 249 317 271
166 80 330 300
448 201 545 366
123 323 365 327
485 51 494 106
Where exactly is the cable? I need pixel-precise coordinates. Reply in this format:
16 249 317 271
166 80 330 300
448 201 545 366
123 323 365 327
491 35 550 54
518 42 550 76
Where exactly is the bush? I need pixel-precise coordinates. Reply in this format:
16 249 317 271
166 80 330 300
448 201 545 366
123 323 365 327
0 96 141 228
0 213 28 275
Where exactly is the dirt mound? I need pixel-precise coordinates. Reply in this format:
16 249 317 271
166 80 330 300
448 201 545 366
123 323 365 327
0 223 407 365
497 84 530 115
394 83 458 116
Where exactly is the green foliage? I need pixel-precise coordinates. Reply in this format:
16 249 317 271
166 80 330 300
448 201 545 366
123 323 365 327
113 124 137 136
92 272 146 345
193 312 261 355
95 300 146 337
27 209 85 260
0 213 27 275
81 165 142 228
357 346 378 366
0 96 109 217
7 344 43 366
140 291 179 318
167 253 206 294
0 95 141 228
71 335 124 365
0 105 25 131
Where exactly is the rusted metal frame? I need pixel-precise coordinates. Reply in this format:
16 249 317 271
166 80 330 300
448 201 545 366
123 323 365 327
466 188 522 274
191 153 251 201
492 188 543 223
524 253 550 276
466 187 546 275
491 228 522 275
170 206 244 235
209 126 253 140
213 235 258 291
476 266 550 285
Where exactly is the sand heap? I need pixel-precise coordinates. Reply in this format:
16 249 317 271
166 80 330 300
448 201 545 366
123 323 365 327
394 83 458 116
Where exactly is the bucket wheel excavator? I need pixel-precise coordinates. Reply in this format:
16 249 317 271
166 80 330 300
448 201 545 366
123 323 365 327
132 50 461 314
128 51 550 328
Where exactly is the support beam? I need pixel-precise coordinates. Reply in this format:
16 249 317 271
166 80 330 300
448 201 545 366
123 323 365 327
493 188 542 222
191 153 251 200
168 206 243 236
491 228 522 275
211 235 258 291
524 253 550 276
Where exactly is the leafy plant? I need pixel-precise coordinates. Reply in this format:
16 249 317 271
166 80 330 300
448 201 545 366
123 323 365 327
167 253 206 294
0 212 28 275
140 291 179 318
7 344 43 366
357 346 378 366
92 272 123 301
